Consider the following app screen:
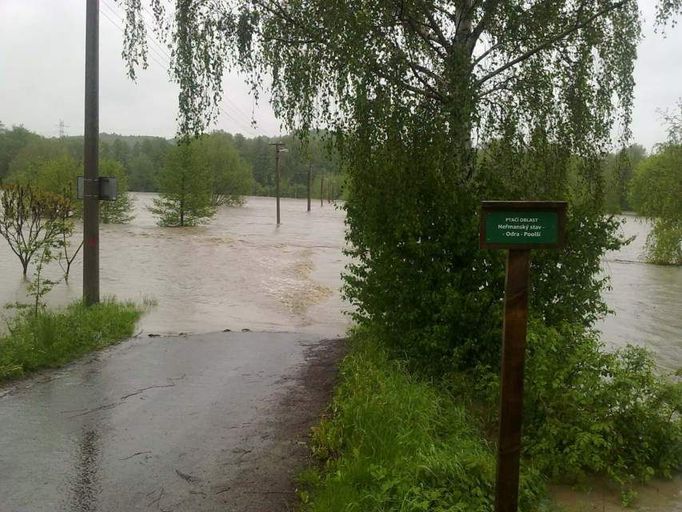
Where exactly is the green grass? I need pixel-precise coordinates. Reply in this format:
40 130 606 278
299 328 548 512
0 300 142 381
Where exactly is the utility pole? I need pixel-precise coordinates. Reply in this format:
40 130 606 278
307 163 312 212
83 0 100 305
270 142 286 225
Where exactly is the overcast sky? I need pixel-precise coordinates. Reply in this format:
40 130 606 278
1 1 680 151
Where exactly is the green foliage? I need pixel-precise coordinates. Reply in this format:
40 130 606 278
0 184 74 277
603 145 646 213
629 143 682 264
342 106 623 373
8 144 134 224
150 142 215 226
0 123 42 180
0 124 342 199
0 300 141 381
645 219 682 265
191 131 253 206
99 134 172 192
521 322 682 488
26 246 61 317
301 329 547 512
99 158 135 224
303 326 682 510
8 142 81 214
230 132 342 198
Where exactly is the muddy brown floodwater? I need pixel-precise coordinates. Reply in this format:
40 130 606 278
0 194 350 338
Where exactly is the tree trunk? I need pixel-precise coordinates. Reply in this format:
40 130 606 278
448 0 476 181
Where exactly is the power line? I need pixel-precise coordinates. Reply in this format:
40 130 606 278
101 0 170 68
100 1 268 137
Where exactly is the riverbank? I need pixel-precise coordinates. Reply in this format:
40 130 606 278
0 300 141 382
300 326 682 511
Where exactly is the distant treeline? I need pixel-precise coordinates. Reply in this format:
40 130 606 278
0 123 344 199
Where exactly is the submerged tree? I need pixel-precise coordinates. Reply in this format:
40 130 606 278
603 144 646 213
99 158 135 224
8 151 134 224
150 143 215 226
193 132 253 207
0 185 73 277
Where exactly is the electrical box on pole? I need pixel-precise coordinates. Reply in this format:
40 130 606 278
77 176 118 201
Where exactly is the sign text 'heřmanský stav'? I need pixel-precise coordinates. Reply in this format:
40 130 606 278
479 201 567 250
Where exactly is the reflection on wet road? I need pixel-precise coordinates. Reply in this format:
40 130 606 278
0 331 325 511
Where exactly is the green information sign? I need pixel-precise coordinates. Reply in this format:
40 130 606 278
478 200 567 512
479 201 567 250
485 211 558 245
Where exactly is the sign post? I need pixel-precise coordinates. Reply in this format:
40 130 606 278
479 201 567 512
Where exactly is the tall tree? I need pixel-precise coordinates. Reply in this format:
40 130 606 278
193 132 253 206
629 102 682 265
150 143 215 226
121 1 682 365
0 124 41 181
604 144 646 213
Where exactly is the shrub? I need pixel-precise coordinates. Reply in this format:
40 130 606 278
301 329 547 512
0 300 141 381
522 322 682 487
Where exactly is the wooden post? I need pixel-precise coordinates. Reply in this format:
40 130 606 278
270 142 285 224
479 200 567 512
83 0 100 305
307 163 312 212
494 249 530 512
320 176 324 207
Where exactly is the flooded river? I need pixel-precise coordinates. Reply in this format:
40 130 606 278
1 195 681 510
0 194 349 338
1 197 680 363
599 215 682 370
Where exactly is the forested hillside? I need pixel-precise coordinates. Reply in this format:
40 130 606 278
0 122 343 199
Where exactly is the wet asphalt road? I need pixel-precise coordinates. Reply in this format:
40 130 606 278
0 331 341 512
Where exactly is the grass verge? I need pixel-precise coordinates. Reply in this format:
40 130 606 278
298 328 548 511
300 321 682 511
0 300 142 382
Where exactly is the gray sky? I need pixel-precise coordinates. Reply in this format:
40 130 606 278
1 0 680 151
